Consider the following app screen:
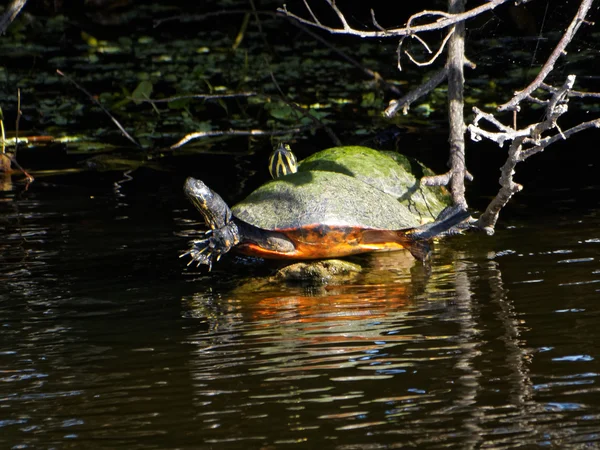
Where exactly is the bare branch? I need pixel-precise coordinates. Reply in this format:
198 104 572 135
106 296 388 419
410 34 433 55
302 0 321 26
421 168 473 187
0 0 27 35
141 92 258 104
476 137 525 235
540 82 600 99
405 27 455 67
384 67 448 118
443 0 467 208
289 19 402 95
471 107 513 134
520 119 600 160
327 0 352 32
169 127 309 150
499 0 595 111
278 0 513 38
371 9 385 32
470 75 597 232
406 10 454 27
469 107 537 147
266 68 341 146
155 7 400 96
57 70 141 148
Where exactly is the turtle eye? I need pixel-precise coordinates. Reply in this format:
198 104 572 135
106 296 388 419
269 144 298 179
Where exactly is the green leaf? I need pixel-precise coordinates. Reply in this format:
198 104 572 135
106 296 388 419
132 80 153 105
265 102 296 121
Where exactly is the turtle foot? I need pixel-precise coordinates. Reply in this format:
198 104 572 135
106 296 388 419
181 225 240 271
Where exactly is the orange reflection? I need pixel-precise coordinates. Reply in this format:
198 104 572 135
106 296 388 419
251 282 412 326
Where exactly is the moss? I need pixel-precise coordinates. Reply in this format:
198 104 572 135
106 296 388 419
298 146 451 223
234 146 452 229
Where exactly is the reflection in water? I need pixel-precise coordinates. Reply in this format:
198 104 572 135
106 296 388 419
2 179 600 448
184 272 416 377
178 227 600 447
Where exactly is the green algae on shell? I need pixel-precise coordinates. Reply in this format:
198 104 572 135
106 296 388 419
232 146 451 231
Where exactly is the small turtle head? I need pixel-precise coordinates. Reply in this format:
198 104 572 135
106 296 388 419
269 143 298 179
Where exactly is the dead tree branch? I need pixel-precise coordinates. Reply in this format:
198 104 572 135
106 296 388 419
0 0 27 35
278 0 513 38
462 0 598 233
469 75 600 233
169 126 310 150
420 0 470 209
279 0 507 81
283 0 599 232
401 27 455 69
384 68 448 118
499 0 595 112
444 0 467 208
57 70 141 148
157 8 402 96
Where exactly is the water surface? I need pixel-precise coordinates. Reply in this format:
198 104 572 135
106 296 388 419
2 175 600 449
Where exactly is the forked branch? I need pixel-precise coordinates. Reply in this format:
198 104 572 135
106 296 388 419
469 75 600 233
499 0 595 111
278 0 513 38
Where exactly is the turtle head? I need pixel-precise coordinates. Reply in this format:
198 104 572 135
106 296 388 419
269 143 298 179
184 177 234 230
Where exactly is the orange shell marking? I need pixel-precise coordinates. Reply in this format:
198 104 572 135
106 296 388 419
236 224 413 260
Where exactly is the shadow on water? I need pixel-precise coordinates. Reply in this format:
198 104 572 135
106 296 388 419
2 175 600 448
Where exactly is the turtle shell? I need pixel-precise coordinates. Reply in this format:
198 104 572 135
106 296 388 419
232 146 450 231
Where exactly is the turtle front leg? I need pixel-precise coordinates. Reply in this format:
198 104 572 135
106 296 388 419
183 177 241 270
182 222 241 270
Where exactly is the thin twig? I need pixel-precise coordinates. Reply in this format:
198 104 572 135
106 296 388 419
0 0 27 34
327 0 352 31
499 0 594 111
410 34 433 55
540 82 600 99
384 67 448 117
15 88 21 155
140 92 258 104
520 118 600 160
248 0 273 56
169 127 310 150
404 27 455 67
267 69 341 146
302 0 321 26
5 153 33 182
287 19 402 95
157 8 401 96
57 70 141 148
371 9 385 32
279 0 513 38
0 107 5 155
469 75 594 232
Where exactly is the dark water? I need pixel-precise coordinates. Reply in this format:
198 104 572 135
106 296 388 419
2 173 600 449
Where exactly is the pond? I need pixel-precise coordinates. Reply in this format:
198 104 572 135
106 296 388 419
2 1 600 447
2 168 600 449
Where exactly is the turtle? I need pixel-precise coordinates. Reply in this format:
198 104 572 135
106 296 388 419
183 145 469 270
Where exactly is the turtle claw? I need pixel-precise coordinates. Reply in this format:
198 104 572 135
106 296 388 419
184 240 216 269
181 223 240 271
182 236 222 271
